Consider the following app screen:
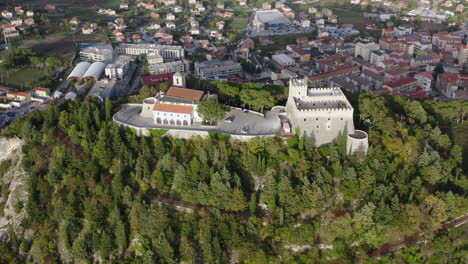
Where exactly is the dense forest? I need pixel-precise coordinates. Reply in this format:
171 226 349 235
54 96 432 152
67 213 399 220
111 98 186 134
0 89 467 263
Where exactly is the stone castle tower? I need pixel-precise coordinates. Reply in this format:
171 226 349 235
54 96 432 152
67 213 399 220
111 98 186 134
286 78 368 154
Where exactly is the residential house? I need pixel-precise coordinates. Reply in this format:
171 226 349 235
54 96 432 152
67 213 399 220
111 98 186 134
385 77 419 95
414 72 433 92
2 10 13 19
436 72 459 98
355 41 380 61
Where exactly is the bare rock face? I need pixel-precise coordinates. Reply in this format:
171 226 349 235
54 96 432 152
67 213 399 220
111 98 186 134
0 137 28 240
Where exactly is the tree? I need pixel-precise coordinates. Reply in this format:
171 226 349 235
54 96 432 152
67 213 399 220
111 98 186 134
433 63 444 81
197 99 227 124
239 89 275 112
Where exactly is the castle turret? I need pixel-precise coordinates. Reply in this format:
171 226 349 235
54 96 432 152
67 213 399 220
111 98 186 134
288 78 308 98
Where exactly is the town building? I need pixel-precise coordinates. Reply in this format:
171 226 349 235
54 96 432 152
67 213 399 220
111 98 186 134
384 77 419 95
250 9 291 31
308 66 360 87
105 56 133 80
115 44 185 59
285 78 368 154
271 54 296 70
414 72 433 93
148 60 191 75
34 87 50 97
194 60 242 80
355 41 380 61
140 74 207 125
436 72 459 98
79 43 115 63
458 45 468 66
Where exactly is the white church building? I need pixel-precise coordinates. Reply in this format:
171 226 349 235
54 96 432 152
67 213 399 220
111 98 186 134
140 72 207 126
286 78 369 154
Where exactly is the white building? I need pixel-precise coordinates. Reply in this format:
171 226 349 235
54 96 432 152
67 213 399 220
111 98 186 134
250 9 291 31
1 10 13 19
271 54 296 69
166 21 176 29
105 56 132 80
80 43 115 63
355 41 380 61
140 74 207 125
395 26 413 37
148 60 190 74
194 60 242 79
115 43 185 59
285 78 368 154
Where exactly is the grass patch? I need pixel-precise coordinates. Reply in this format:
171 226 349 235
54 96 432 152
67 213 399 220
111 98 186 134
332 8 370 31
100 0 122 9
1 68 48 88
148 129 168 138
226 18 249 31
63 7 112 24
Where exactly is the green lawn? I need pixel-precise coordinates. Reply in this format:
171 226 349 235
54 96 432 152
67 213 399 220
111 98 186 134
332 8 370 31
226 18 249 31
101 0 122 9
1 68 48 89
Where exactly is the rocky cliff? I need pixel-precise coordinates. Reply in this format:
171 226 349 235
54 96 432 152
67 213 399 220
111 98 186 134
0 137 29 241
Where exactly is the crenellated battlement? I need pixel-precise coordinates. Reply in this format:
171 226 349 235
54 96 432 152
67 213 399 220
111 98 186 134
295 107 354 112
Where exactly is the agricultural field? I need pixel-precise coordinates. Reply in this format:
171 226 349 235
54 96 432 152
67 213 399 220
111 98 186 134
332 8 371 31
0 67 48 89
226 18 249 31
17 31 108 60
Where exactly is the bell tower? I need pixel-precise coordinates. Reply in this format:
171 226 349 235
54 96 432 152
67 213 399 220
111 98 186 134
173 72 186 87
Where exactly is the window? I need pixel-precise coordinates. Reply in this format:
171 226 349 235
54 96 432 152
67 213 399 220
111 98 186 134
328 118 330 121
317 125 319 128
304 118 306 121
340 118 343 120
316 118 318 121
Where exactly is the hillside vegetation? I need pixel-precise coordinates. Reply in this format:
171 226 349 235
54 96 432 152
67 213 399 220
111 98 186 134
0 91 466 263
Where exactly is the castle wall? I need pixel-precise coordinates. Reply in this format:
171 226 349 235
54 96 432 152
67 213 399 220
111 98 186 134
288 105 355 146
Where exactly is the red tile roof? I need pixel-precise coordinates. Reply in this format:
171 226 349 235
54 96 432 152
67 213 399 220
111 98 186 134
387 77 418 88
166 86 204 101
153 103 193 114
141 74 173 85
35 87 48 91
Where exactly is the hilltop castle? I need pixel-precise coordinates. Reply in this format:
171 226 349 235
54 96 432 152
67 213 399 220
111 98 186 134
286 78 368 154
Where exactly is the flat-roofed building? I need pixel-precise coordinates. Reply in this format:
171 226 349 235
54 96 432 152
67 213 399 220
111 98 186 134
148 60 190 75
115 43 185 59
251 9 291 31
80 43 115 63
271 54 296 69
194 60 242 79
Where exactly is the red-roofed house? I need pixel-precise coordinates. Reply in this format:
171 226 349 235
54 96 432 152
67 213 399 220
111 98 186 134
2 10 13 19
436 72 459 99
34 87 50 97
414 72 434 92
3 25 16 33
385 77 419 95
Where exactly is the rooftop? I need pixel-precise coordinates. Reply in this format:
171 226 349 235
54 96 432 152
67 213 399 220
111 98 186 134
166 86 204 101
153 103 193 114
